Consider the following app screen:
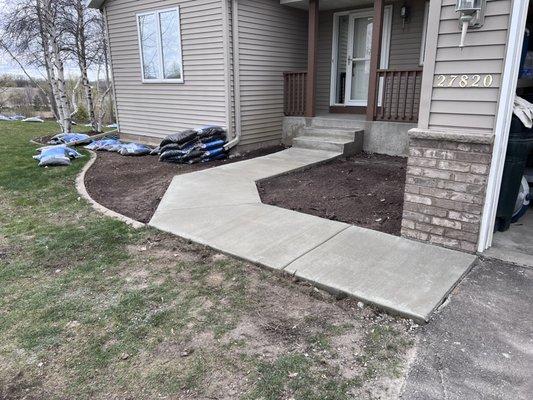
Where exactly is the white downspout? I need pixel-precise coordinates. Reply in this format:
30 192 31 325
477 0 529 252
224 0 242 150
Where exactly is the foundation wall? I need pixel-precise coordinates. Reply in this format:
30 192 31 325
282 116 414 157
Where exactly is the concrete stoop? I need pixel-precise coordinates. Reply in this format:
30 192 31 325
150 148 476 323
292 126 364 155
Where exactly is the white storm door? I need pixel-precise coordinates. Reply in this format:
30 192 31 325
344 12 373 106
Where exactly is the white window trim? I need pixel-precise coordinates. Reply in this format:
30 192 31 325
329 6 392 108
136 6 184 84
419 1 430 66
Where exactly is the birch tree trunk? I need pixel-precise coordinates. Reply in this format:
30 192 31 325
41 0 72 133
74 0 97 130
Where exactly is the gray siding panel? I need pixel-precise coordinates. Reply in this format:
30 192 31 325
237 0 307 146
427 0 511 133
388 0 427 69
104 0 227 141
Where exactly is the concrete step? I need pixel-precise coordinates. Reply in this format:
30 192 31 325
310 116 366 130
303 127 363 141
292 135 362 155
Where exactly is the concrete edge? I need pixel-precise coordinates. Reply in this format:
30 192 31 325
409 128 495 144
424 256 477 321
75 150 146 229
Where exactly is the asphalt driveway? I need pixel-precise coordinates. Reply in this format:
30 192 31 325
402 258 533 400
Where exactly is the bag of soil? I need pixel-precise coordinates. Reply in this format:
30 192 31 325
49 133 92 145
85 139 121 151
159 149 190 162
34 146 82 167
202 153 227 163
160 139 200 154
202 147 225 159
199 139 225 150
118 143 152 156
195 125 226 138
159 129 197 147
199 133 226 144
181 149 204 162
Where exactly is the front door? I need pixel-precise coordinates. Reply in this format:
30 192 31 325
331 7 392 108
345 12 373 106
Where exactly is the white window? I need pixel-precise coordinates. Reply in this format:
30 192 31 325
136 7 184 83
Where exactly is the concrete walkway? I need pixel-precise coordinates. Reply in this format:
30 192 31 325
150 148 476 322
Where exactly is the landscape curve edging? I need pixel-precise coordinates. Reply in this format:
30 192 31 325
76 150 146 229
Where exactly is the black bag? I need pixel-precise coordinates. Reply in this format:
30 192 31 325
199 133 226 144
159 129 197 147
196 126 225 139
159 149 187 162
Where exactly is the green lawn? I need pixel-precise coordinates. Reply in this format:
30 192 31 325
0 121 413 399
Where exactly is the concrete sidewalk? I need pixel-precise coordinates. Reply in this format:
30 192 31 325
150 147 476 322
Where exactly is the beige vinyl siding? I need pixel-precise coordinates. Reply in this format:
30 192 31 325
388 0 427 69
316 0 426 113
427 0 511 133
104 0 227 141
236 0 307 146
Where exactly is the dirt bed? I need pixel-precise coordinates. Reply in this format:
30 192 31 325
84 146 285 223
257 153 407 235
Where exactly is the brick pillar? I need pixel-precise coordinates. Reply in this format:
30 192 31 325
401 130 493 253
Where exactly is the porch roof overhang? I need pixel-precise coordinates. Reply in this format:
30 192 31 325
86 0 105 9
280 0 373 10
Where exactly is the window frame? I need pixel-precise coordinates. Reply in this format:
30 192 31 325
136 6 184 84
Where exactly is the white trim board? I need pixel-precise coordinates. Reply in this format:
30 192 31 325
478 0 529 252
329 5 392 108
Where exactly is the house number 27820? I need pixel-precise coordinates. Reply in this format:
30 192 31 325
435 74 494 88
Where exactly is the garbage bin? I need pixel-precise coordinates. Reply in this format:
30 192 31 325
495 115 533 231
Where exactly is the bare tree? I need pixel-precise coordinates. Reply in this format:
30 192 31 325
2 0 73 132
63 0 102 129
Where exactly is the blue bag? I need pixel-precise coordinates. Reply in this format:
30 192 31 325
118 143 152 156
34 146 82 167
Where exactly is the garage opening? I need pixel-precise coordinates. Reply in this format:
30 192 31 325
485 1 533 265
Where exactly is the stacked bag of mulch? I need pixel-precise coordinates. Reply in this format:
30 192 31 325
48 132 92 145
153 125 227 164
85 138 153 156
33 145 83 167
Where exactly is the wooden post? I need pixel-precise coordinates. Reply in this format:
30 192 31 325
366 0 384 121
305 0 319 117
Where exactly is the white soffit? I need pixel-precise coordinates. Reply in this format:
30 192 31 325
280 0 373 11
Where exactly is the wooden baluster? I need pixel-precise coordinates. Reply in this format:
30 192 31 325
292 74 296 116
411 70 416 120
295 73 299 116
301 72 305 115
402 71 406 120
395 71 400 120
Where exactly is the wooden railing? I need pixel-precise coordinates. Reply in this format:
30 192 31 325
373 68 423 122
283 71 307 116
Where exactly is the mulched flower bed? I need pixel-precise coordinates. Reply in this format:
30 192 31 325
257 153 407 235
84 146 286 223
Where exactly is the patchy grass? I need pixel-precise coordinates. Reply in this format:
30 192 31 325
0 121 414 399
